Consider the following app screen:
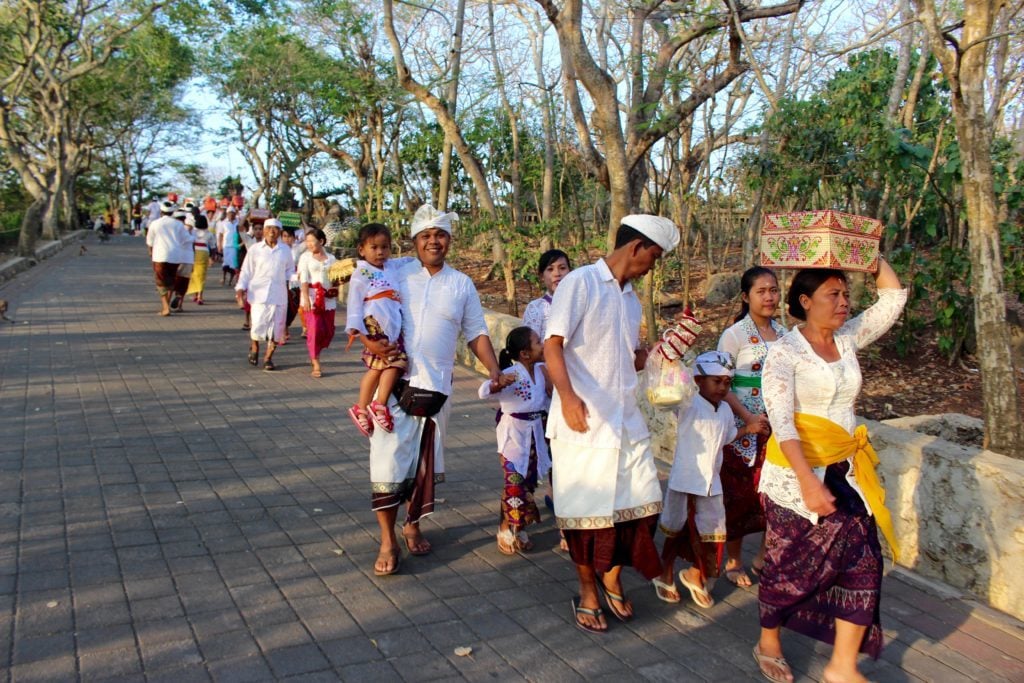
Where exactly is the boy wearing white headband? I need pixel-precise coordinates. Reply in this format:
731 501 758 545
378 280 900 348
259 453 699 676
653 350 768 609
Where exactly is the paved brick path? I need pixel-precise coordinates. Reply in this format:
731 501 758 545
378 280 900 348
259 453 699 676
1 234 1022 682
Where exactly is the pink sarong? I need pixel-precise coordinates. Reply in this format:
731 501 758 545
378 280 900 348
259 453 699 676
303 308 335 359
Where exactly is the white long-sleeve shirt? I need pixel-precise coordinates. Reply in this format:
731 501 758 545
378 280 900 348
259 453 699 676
235 241 295 306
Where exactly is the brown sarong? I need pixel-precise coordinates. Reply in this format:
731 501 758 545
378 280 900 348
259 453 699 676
152 262 178 295
564 516 662 579
371 417 437 526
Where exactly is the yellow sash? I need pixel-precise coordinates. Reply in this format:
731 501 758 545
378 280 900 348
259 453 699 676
765 413 899 562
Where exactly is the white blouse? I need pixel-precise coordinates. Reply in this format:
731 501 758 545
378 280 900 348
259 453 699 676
760 287 908 522
522 295 552 341
478 361 551 479
297 251 337 310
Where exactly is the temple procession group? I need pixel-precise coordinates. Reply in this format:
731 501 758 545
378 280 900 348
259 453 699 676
143 196 907 683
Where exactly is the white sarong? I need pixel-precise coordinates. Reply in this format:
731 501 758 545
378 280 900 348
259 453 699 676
250 302 286 342
551 432 662 530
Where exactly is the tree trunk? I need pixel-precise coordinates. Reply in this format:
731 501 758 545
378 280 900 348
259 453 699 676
18 196 47 257
915 0 1023 457
437 0 467 211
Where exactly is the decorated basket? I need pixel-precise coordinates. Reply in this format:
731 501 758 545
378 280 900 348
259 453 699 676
277 211 302 229
760 210 882 273
328 258 358 286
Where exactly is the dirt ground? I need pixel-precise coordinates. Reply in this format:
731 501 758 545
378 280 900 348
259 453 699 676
454 247 1024 423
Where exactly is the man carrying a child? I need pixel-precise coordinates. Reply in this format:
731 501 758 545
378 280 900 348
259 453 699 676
366 205 503 576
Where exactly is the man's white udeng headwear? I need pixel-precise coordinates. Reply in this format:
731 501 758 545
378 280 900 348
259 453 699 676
411 204 458 238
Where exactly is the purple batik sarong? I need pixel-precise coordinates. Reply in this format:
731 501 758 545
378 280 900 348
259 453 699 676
758 461 884 658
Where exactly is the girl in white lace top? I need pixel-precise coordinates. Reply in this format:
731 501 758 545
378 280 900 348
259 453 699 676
754 258 907 683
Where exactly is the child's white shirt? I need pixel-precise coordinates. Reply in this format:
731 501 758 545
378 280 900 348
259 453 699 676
345 258 412 341
478 361 551 479
668 393 738 496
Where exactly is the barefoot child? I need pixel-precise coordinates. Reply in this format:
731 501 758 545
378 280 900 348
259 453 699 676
653 351 768 608
479 327 552 555
346 223 410 436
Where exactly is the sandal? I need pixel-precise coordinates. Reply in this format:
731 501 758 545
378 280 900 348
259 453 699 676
571 597 606 634
596 579 632 622
368 400 394 432
402 527 431 556
311 360 322 378
515 530 534 552
348 405 374 437
496 528 517 555
753 644 793 683
373 548 401 576
262 359 275 371
651 577 682 603
726 566 753 588
679 571 715 609
247 351 258 366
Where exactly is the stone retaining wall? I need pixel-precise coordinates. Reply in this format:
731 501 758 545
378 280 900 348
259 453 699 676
457 307 1024 620
0 231 89 285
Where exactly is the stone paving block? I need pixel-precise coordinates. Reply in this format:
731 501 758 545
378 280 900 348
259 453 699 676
197 628 261 663
337 659 401 681
318 635 384 668
264 643 331 678
78 647 144 680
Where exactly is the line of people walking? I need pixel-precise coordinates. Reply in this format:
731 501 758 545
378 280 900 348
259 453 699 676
144 200 905 683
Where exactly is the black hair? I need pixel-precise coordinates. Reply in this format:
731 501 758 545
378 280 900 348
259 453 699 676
307 227 327 244
195 215 208 232
537 249 571 275
358 222 391 246
735 266 779 323
614 223 657 250
498 326 535 370
787 268 847 321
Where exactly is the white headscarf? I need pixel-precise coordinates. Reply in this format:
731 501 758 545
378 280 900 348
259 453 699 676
621 214 680 252
693 351 735 377
411 204 458 237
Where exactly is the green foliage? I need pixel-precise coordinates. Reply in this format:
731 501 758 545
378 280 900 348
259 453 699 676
890 243 973 360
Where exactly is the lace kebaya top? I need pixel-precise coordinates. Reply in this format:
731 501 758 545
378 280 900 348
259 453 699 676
759 287 908 522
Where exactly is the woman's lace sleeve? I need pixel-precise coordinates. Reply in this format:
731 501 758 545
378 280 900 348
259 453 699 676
762 341 799 442
522 300 545 338
840 287 908 351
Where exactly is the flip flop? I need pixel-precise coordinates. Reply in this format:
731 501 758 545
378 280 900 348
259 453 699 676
247 351 258 366
515 530 534 552
679 571 714 609
752 644 793 683
403 531 431 556
596 580 633 622
373 548 401 576
571 597 606 634
726 566 753 587
651 577 682 603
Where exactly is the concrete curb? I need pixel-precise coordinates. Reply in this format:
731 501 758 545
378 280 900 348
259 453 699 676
0 230 89 285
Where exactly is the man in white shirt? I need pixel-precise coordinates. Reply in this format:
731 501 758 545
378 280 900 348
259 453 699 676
146 201 192 316
235 218 294 370
143 196 161 235
218 206 241 286
544 214 680 633
367 205 502 576
169 209 196 312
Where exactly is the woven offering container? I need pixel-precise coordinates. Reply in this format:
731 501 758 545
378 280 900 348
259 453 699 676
760 210 882 273
328 257 357 286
